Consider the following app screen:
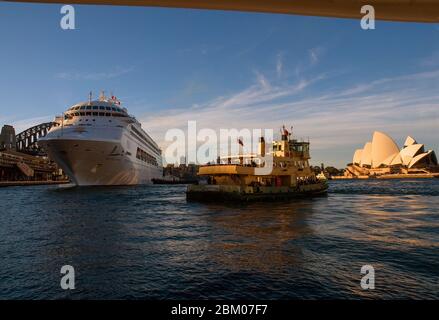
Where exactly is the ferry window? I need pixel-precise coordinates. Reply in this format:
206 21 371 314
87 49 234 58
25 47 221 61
99 106 105 110
74 112 79 116
86 112 92 116
86 106 92 110
93 112 98 116
99 112 105 116
111 107 117 111
80 106 86 110
80 112 85 116
106 107 111 111
105 113 111 116
93 106 98 110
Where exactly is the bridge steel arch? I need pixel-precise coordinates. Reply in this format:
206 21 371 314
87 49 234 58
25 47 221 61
15 122 54 153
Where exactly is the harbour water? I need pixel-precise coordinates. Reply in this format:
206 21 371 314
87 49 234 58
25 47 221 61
1 179 438 299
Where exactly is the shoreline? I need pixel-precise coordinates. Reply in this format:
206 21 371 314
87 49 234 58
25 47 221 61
332 173 439 180
0 180 70 187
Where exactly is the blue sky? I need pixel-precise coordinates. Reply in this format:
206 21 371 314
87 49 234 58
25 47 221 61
1 2 439 167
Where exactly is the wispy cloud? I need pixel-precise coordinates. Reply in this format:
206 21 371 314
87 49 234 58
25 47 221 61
55 66 134 81
294 46 326 77
276 52 283 78
141 68 439 167
308 46 325 66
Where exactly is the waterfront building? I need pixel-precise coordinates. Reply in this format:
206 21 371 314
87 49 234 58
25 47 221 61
0 149 63 182
0 125 16 151
345 131 438 178
163 163 199 180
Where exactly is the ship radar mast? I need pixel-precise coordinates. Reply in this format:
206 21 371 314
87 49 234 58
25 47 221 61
88 90 122 106
99 90 106 101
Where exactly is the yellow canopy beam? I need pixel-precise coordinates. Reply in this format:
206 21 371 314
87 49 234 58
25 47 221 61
3 0 439 23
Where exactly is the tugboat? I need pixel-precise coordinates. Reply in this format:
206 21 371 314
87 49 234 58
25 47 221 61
186 126 328 201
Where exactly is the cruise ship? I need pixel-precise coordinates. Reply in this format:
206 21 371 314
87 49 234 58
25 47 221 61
39 93 163 186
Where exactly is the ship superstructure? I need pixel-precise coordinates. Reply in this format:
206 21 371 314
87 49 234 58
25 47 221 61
40 93 162 186
187 126 327 201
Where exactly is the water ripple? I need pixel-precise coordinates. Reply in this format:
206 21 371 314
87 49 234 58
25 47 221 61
0 179 438 299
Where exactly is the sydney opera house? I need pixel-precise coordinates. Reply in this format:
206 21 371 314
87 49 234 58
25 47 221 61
344 132 438 178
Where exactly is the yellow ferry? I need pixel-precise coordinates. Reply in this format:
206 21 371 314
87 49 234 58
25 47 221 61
187 126 328 201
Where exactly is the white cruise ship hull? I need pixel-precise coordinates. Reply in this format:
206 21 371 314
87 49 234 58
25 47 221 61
40 96 163 186
41 139 161 186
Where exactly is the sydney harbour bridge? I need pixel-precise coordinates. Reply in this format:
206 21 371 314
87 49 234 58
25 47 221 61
15 122 54 154
0 122 62 183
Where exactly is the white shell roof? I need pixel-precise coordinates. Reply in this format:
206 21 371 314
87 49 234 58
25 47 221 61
408 150 436 168
371 131 400 168
399 144 424 166
382 153 398 166
404 136 417 148
353 149 363 165
360 142 372 166
351 132 437 169
390 153 403 166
